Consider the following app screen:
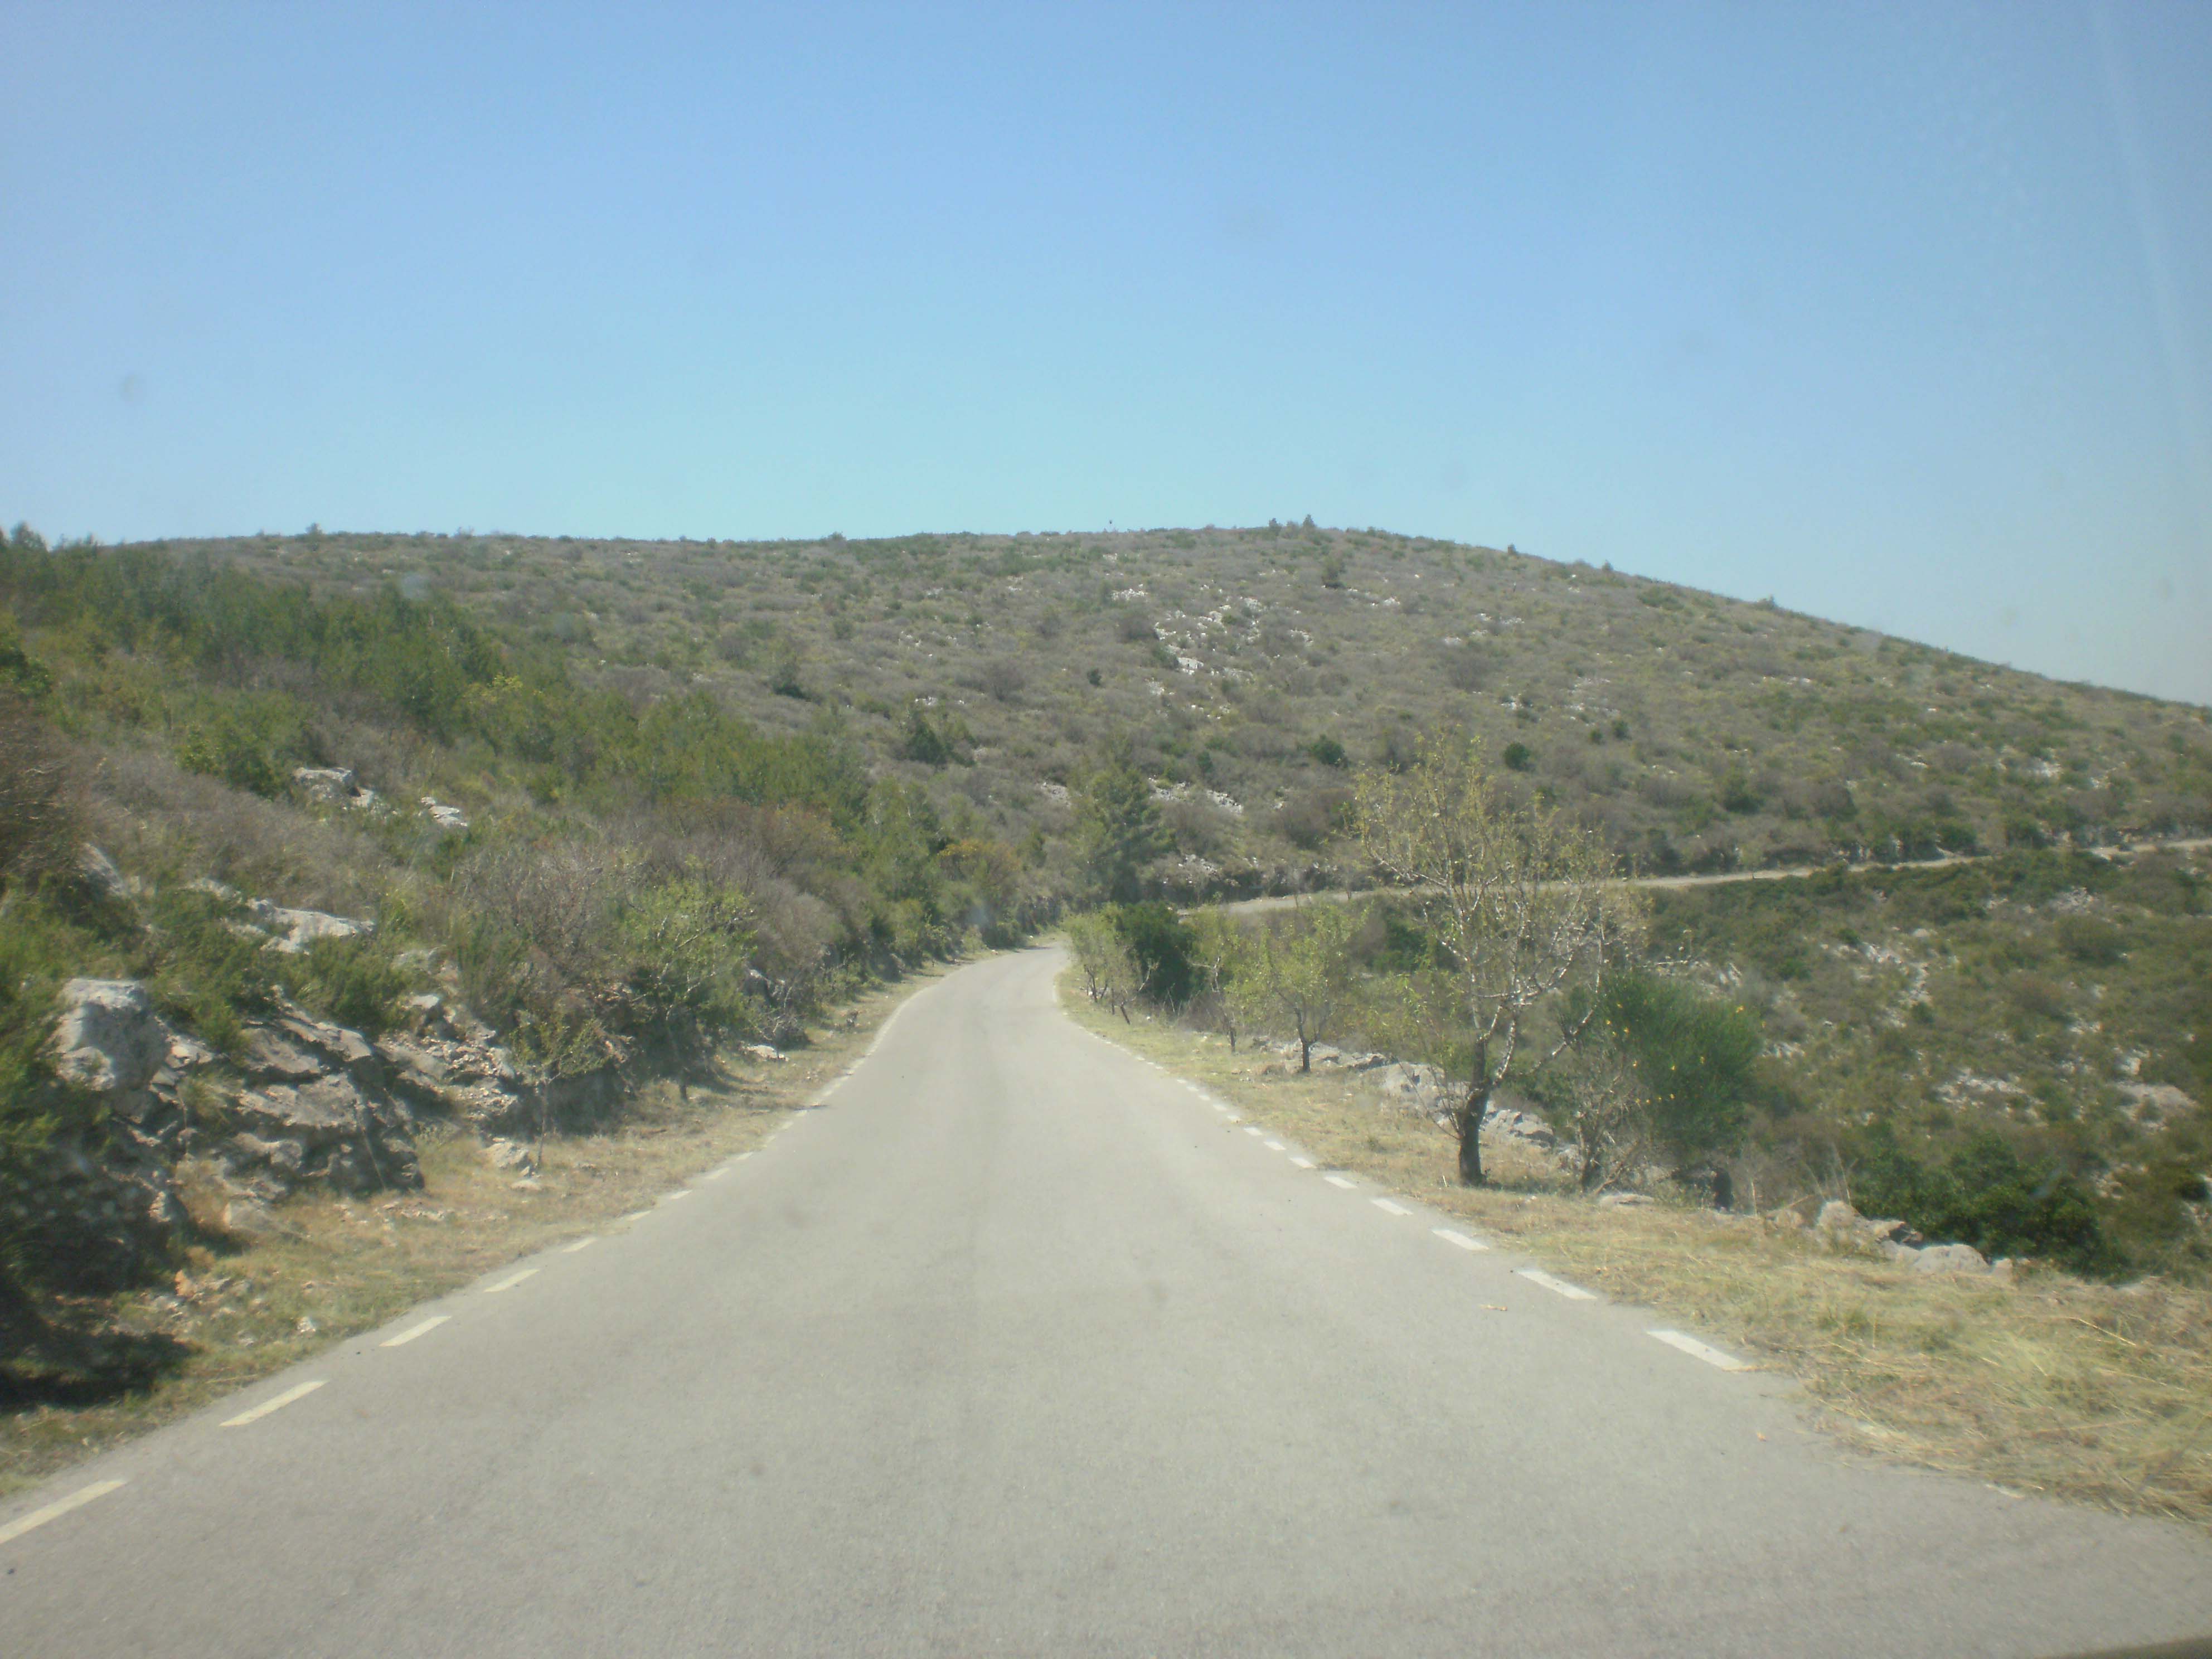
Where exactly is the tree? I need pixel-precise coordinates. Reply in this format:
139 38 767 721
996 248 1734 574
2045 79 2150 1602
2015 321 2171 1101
1354 734 1643 1184
1066 913 1142 1020
1531 972 1759 1193
1187 909 1248 1049
1228 903 1358 1072
1075 752 1167 903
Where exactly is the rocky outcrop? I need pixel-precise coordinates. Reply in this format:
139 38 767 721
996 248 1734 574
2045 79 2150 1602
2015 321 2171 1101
292 766 378 810
33 978 425 1268
244 899 373 954
1374 1061 1453 1119
374 995 536 1132
1791 1199 2010 1278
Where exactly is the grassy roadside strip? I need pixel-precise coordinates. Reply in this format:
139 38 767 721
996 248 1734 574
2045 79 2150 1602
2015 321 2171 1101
2 961 960 1500
1055 964 2212 1530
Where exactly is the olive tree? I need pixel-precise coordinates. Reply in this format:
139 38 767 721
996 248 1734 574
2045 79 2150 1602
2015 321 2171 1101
1354 735 1643 1184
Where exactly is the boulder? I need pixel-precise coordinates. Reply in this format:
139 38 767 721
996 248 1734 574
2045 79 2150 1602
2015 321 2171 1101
483 1138 536 1173
77 843 129 901
1374 1061 1452 1118
1864 1217 1923 1248
292 766 360 803
1598 1192 1654 1208
1814 1199 1861 1234
244 900 373 954
1485 1104 1559 1150
1910 1243 1990 1275
420 798 470 834
51 979 172 1100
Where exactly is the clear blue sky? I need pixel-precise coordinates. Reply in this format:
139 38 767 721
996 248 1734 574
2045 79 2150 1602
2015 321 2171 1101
4 2 2208 704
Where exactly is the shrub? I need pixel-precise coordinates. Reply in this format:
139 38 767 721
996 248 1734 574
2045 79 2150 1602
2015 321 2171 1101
1104 901 1197 1006
1502 742 1533 773
1849 1123 2111 1273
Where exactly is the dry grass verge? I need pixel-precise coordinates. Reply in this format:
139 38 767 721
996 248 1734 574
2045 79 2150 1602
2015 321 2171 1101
2 963 956 1500
1059 973 2212 1530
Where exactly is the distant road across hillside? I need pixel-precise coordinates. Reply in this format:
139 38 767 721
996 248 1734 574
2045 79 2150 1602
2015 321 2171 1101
1222 834 2212 914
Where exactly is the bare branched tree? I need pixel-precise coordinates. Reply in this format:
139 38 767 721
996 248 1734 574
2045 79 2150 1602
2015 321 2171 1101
1353 734 1645 1184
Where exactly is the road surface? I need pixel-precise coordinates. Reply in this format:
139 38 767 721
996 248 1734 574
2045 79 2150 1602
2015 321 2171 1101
4 946 2210 1658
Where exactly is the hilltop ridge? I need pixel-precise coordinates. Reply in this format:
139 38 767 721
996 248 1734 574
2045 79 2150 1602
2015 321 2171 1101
155 521 2212 894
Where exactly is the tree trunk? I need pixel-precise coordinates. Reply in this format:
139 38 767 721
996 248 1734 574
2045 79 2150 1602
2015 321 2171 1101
1298 1032 1312 1073
1457 1078 1488 1185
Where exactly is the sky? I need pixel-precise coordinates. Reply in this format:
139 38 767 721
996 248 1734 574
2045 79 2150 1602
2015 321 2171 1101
3 2 2208 705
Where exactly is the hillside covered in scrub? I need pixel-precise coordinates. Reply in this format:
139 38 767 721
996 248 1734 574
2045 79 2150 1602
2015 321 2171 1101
1 517 2209 1392
163 520 2212 887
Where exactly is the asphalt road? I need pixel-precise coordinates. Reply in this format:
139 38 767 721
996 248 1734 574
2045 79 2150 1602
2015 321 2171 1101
5 945 2210 1658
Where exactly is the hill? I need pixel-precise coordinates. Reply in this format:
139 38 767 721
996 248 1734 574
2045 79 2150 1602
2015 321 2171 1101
167 521 2212 891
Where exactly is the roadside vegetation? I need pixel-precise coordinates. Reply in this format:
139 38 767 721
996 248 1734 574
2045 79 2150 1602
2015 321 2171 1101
1060 732 2210 1521
1054 987 2212 1527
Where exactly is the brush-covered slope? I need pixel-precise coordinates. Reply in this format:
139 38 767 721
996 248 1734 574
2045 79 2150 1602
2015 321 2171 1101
169 523 2212 890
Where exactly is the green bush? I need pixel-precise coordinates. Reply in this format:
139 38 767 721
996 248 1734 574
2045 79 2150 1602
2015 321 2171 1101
1849 1123 2111 1273
1104 902 1197 1006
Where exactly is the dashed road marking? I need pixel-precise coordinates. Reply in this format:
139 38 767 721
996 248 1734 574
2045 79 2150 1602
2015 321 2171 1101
484 1268 539 1294
1371 1198 1410 1216
381 1316 450 1348
222 1380 326 1428
1323 1174 1358 1190
1517 1268 1598 1302
1433 1227 1488 1251
1264 1139 1286 1152
700 1167 727 1182
735 1151 754 1161
560 1236 599 1254
1289 1156 1316 1170
1242 1126 1264 1138
1648 1329 1750 1371
661 1190 693 1204
619 1209 653 1224
0 1480 127 1547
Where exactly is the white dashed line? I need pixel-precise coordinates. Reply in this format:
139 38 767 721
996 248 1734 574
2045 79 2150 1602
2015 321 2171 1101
1264 1139 1286 1152
661 1190 692 1204
560 1236 599 1254
735 1151 754 1161
700 1167 727 1182
1432 1227 1488 1251
484 1269 539 1294
1290 1156 1316 1170
1517 1268 1598 1302
1648 1330 1750 1371
1243 1126 1264 1138
619 1209 653 1224
1371 1198 1410 1216
0 1480 127 1547
222 1380 326 1427
380 1316 450 1348
1323 1174 1358 1190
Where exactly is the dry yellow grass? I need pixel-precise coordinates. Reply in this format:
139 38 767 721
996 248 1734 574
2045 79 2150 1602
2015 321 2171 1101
1060 973 2212 1530
1 963 955 1499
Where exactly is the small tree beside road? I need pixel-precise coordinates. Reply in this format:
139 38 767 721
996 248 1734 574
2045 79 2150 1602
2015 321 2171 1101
1354 734 1645 1184
1227 903 1359 1073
